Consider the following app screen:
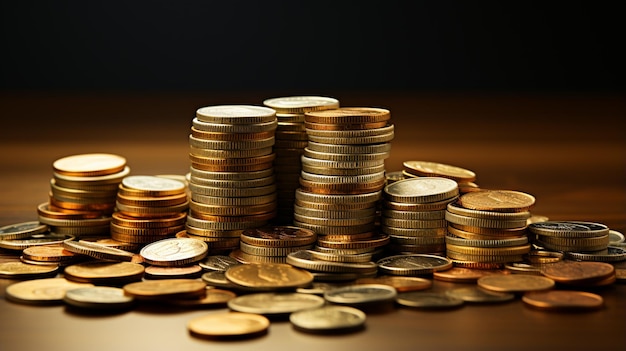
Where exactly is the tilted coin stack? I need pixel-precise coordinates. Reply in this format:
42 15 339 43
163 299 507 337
230 226 317 264
111 175 188 247
381 177 459 255
402 160 480 194
263 96 340 225
185 105 278 254
39 154 129 237
292 107 393 265
445 189 534 269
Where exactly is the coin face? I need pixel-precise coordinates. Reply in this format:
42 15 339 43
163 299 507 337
477 274 555 293
324 284 397 305
403 161 476 182
289 305 366 333
395 291 464 309
187 312 270 339
225 263 313 289
384 177 459 204
53 153 126 176
122 175 185 192
227 292 325 315
63 286 134 310
140 238 208 266
63 262 145 281
446 286 515 303
0 221 48 240
5 278 94 305
376 254 453 276
458 190 535 212
199 255 241 271
540 261 615 284
522 290 605 311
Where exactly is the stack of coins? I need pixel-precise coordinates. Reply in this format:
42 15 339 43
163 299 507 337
403 161 480 194
294 107 393 255
186 105 278 253
39 153 129 237
111 175 188 246
445 189 534 268
230 225 317 264
381 177 459 255
263 96 340 224
528 221 611 255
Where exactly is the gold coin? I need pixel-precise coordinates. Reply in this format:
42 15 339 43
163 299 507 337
305 107 390 124
355 276 432 292
225 263 313 290
188 312 269 339
477 274 555 293
116 192 188 208
458 190 536 212
263 96 339 114
196 105 276 124
22 244 77 262
403 161 476 182
5 278 93 305
445 211 529 229
0 233 75 251
143 265 203 280
123 278 207 300
0 261 59 279
62 240 135 262
446 202 531 221
167 288 236 308
433 267 509 283
306 132 394 145
304 120 388 130
305 124 394 138
37 202 101 220
111 212 186 228
445 243 531 256
521 290 604 311
63 261 145 284
191 127 274 141
192 117 277 133
306 141 391 154
53 153 126 177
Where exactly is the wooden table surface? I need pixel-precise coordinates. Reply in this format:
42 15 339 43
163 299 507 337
0 91 624 351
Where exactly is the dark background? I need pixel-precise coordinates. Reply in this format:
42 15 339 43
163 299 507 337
1 1 623 93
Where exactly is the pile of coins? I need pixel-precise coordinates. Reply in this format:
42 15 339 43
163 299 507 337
381 177 458 254
528 221 613 260
263 96 340 224
111 175 188 246
39 153 129 237
294 107 393 256
186 105 278 254
402 160 480 194
230 226 317 264
445 189 534 268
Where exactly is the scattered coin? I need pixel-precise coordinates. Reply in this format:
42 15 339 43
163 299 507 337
143 265 203 280
63 261 145 285
402 161 476 183
395 291 464 309
199 255 242 271
140 237 208 267
540 261 615 285
522 290 604 311
225 262 313 290
445 286 515 303
477 274 555 293
5 278 94 305
433 267 509 283
354 276 432 292
0 221 48 240
227 292 325 316
63 286 134 310
123 279 207 300
376 254 453 276
166 288 236 308
324 284 397 305
290 305 366 333
188 312 270 339
0 261 59 279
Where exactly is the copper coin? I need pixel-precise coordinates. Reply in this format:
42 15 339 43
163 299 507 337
458 190 535 213
433 267 509 283
240 226 317 247
123 279 207 300
354 276 432 292
166 288 236 308
477 274 555 293
540 261 615 284
522 290 604 311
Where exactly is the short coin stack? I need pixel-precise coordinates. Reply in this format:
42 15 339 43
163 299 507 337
186 105 278 254
528 221 611 257
381 177 458 255
40 153 130 237
402 160 480 194
230 226 317 264
263 96 340 224
294 107 393 255
111 175 188 246
445 189 534 269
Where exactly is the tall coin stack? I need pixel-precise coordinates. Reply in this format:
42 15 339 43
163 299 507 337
381 177 458 255
111 175 188 247
186 105 278 254
445 189 534 269
294 107 393 255
39 153 129 237
263 96 340 224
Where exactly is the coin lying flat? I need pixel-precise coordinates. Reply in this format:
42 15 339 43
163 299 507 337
290 305 366 333
458 190 535 212
433 267 509 283
384 177 459 204
63 261 145 285
187 312 270 339
376 254 453 276
225 263 313 290
324 284 397 305
477 274 555 293
0 261 59 279
227 292 325 316
53 153 126 177
0 221 48 240
143 265 203 280
540 261 615 285
395 291 464 309
63 286 134 310
166 288 236 308
5 278 94 305
445 286 515 303
354 276 432 292
522 290 604 311
140 237 208 267
62 240 135 262
123 279 207 300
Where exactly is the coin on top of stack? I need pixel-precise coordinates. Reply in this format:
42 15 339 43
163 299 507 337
187 105 278 254
111 175 188 246
445 189 534 269
39 153 129 237
263 96 340 225
381 177 458 255
230 225 317 264
403 160 479 194
295 107 393 257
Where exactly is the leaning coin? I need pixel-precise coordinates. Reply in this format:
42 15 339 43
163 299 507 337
395 291 464 309
227 292 325 316
521 290 604 311
0 221 48 240
63 286 134 310
445 286 515 303
123 279 207 300
377 254 453 276
62 240 135 262
5 278 94 305
199 255 241 272
140 237 208 267
290 305 366 333
0 233 74 250
324 284 397 305
187 312 270 339
477 274 555 293
0 261 59 279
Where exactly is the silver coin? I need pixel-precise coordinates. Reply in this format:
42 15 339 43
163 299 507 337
0 221 48 240
609 230 625 244
227 292 325 315
395 291 464 309
63 286 134 310
565 246 626 262
140 238 208 266
199 255 241 271
122 175 185 192
376 254 453 276
445 286 515 303
290 305 365 333
324 284 397 305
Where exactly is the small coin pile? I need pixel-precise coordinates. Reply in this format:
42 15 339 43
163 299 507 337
40 153 129 237
294 107 393 256
230 226 317 264
186 105 278 253
111 175 188 246
403 160 479 194
381 177 459 255
445 189 534 268
528 221 614 260
263 96 340 224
